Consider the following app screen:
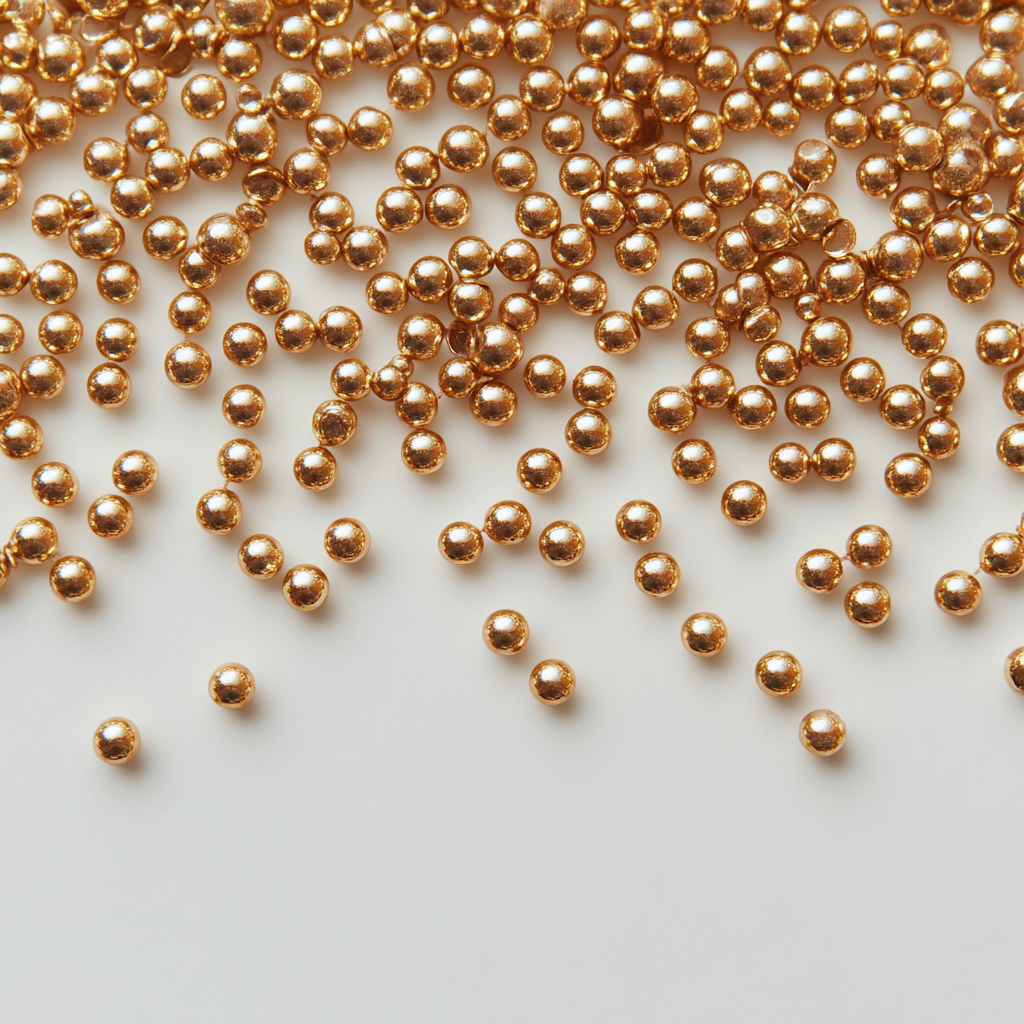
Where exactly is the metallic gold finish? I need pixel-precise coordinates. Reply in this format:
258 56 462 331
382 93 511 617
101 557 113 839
93 718 139 764
847 526 892 569
980 533 1024 578
483 609 530 656
88 494 133 540
756 651 801 697
722 480 767 525
209 663 255 708
635 552 680 598
845 582 891 627
934 570 981 615
672 439 716 484
539 520 584 566
324 519 370 564
32 462 78 507
681 612 727 657
165 342 211 389
565 409 611 455
517 448 562 493
239 534 283 579
885 453 932 498
615 500 661 544
439 522 484 564
483 501 531 545
799 710 846 756
282 564 329 611
49 555 95 602
796 549 843 593
529 659 575 705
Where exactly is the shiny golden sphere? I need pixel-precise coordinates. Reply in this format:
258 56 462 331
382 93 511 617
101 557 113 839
918 417 960 459
632 286 679 330
730 385 776 430
470 381 517 426
680 612 728 657
293 446 337 491
85 362 130 408
691 364 736 409
88 494 134 540
885 453 932 498
439 522 485 564
539 520 585 566
997 425 1024 471
438 124 488 173
977 320 1021 366
223 323 267 367
767 442 810 484
111 450 158 496
168 291 212 335
648 387 696 433
93 717 140 765
222 385 265 429
448 65 494 110
616 500 662 544
331 359 373 401
721 480 767 526
947 257 994 303
341 226 388 273
348 107 392 151
437 357 478 399
785 385 830 429
935 570 981 615
219 439 262 484
8 517 58 565
324 519 370 564
845 582 891 628
19 354 65 400
543 112 584 153
515 191 561 238
49 555 96 602
0 414 43 460
400 430 445 474
96 262 140 305
209 663 255 708
796 549 844 592
246 270 291 315
880 385 926 430
671 439 717 484
0 314 25 356
483 609 530 655
282 564 329 612
30 260 77 304
847 525 892 569
1005 648 1024 694
634 552 680 598
565 409 611 455
811 438 856 482
388 63 434 111
31 462 78 507
979 532 1024 578
756 650 801 697
196 489 242 534
483 500 531 545
523 354 566 398
799 709 846 756
529 659 575 705
165 342 212 389
572 365 616 408
312 399 357 448
840 358 885 402
517 448 562 493
594 311 640 355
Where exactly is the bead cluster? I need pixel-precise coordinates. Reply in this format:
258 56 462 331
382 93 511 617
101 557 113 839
3 0 1024 761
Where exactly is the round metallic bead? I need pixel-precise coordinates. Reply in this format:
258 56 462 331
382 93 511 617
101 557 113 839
572 366 616 408
632 286 678 330
195 488 242 534
8 517 58 566
399 430 444 474
293 446 337 491
438 522 484 564
519 354 563 399
730 386 776 430
282 564 329 612
0 415 43 460
223 323 267 367
515 192 561 239
646 387 694 434
108 450 157 497
19 353 65 400
678 610 727 657
218 439 262 484
691 364 735 410
565 409 611 455
845 582 891 628
768 442 810 484
208 663 255 709
840 358 885 403
488 94 531 141
0 315 24 356
811 438 856 482
88 494 134 540
29 260 77 304
426 186 471 230
539 520 585 567
93 718 140 765
165 342 211 389
755 651 801 697
997 425 1024 471
615 500 661 544
592 311 638 355
483 609 530 656
438 125 488 173
1006 649 1024 694
947 257 994 303
85 363 130 408
388 63 434 111
980 532 1024 578
515 448 561 494
634 552 680 599
669 439 715 485
529 659 575 705
331 359 373 402
721 480 767 526
799 710 846 756
246 270 291 315
934 570 982 615
168 292 212 335
755 341 800 388
220 384 263 429
30 461 77 508
48 555 96 603
785 385 829 429
448 65 494 110
483 500 531 545
884 453 932 499
313 518 368 570
96 262 140 305
796 549 844 593
880 385 926 430
846 525 892 570
347 107 391 152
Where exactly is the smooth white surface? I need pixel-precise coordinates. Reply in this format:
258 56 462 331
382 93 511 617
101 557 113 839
3 9 1024 1020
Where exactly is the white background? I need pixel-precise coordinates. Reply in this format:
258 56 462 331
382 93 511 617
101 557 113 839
3 5 1024 1019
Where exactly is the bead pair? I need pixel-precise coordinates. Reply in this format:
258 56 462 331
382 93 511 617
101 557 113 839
934 514 1024 615
613 499 680 597
481 610 574 705
2 516 95 602
796 525 893 628
756 651 846 755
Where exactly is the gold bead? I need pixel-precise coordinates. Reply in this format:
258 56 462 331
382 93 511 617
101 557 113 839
0 314 23 355
488 94 532 140
323 519 370 564
845 582 891 627
0 415 43 460
246 269 291 315
691 364 735 409
388 63 434 111
31 462 78 507
538 520 585 566
947 257 994 303
437 357 478 399
86 363 130 408
613 499 659 543
523 354 566 398
669 438 715 484
516 448 562 494
218 439 262 484
635 552 680 598
293 446 337 491
49 555 96 602
756 651 801 697
840 358 885 402
426 185 471 230
979 532 1024 580
347 107 391 151
483 500 531 545
880 385 926 430
811 438 856 482
309 399 355 447
109 450 157 496
401 429 446 473
331 359 373 401
542 112 584 154
223 323 267 367
529 659 575 705
679 610 727 657
934 570 981 615
565 409 611 455
581 190 625 235
846 525 892 569
88 494 134 539
799 709 846 756
195 488 242 534
769 442 811 483
721 480 767 526
165 341 212 389
755 341 799 387
785 385 829 429
168 292 212 335
0 362 18 415
8 516 57 565
796 549 844 592
997 425 1024 471
885 453 932 498
572 365 616 407
470 379 517 426
439 521 484 564
730 385 776 430
237 534 283 579
647 387 695 433
282 564 329 612
594 310 640 355
93 717 140 765
219 384 263 428
29 260 77 304
801 316 852 367
19 354 65 399
96 261 140 304
448 65 494 110
375 187 422 234
483 609 530 655
632 285 678 330
209 663 255 708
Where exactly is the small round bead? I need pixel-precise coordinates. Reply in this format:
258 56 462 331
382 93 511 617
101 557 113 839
680 612 728 657
648 387 696 433
539 520 585 566
470 381 517 426
439 522 484 564
847 526 892 570
572 365 616 408
980 533 1024 578
616 500 661 543
238 534 283 580
565 409 611 455
799 710 846 756
221 385 264 429
769 442 811 483
796 549 844 592
209 663 255 708
217 439 262 484
324 519 370 564
49 555 96 603
523 355 565 398
483 609 530 656
93 718 140 764
31 462 78 507
195 489 242 534
282 564 329 612
0 415 43 460
88 494 134 539
20 355 65 400
721 480 767 526
885 453 932 498
247 270 291 315
111 451 158 496
38 311 82 355
785 385 830 429
845 582 891 628
634 552 680 598
529 659 575 705
8 517 57 565
483 500 531 545
401 430 446 474
756 651 801 697
730 385 776 430
934 570 981 615
165 342 212 389
672 439 716 484
0 314 24 354
840 358 885 402
1006 649 1024 694
293 447 337 491
997 425 1024 471
517 448 562 493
